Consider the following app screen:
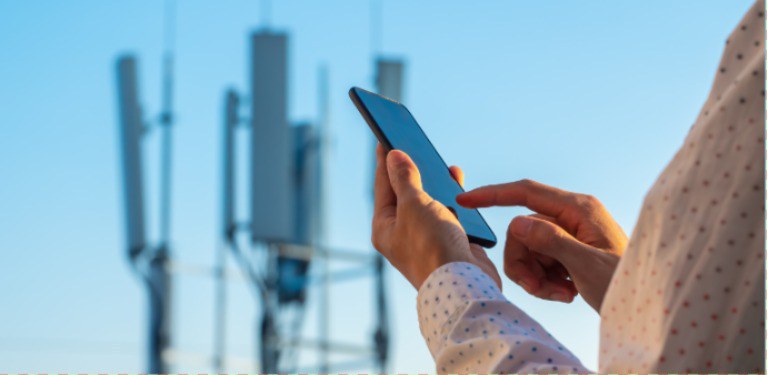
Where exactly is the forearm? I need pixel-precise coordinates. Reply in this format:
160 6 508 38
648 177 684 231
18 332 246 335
417 262 590 373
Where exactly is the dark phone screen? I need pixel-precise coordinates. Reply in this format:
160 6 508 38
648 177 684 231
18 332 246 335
353 88 496 247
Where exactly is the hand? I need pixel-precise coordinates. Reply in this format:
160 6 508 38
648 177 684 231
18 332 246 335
457 179 627 312
371 144 501 290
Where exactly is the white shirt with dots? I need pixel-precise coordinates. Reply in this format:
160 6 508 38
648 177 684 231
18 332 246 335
417 1 765 373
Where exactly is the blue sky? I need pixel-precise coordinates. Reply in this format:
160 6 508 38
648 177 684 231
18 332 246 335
0 0 755 372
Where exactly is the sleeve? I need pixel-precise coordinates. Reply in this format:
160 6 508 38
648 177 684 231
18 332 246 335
417 262 591 374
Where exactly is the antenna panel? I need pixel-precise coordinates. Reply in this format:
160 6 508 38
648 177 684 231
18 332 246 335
375 59 404 101
291 123 320 246
222 90 238 239
250 32 294 243
116 55 147 256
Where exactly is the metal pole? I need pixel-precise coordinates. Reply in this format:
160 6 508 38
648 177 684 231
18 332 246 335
153 1 176 372
215 89 239 372
148 247 171 374
369 57 403 374
370 0 382 58
317 64 331 374
373 255 389 373
159 0 175 247
155 83 173 375
213 243 227 373
260 242 280 373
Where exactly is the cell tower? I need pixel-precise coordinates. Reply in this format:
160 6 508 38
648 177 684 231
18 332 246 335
115 1 399 372
215 28 391 372
115 1 176 373
115 54 174 374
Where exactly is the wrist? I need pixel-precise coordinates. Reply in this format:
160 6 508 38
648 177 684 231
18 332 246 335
410 244 471 289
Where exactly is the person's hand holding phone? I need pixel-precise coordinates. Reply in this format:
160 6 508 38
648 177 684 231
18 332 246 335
371 144 501 290
456 179 627 312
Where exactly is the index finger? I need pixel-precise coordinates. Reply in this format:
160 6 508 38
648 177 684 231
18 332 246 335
456 179 573 219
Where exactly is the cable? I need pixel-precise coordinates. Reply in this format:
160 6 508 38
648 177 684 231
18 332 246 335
158 0 176 247
227 236 268 300
370 0 382 58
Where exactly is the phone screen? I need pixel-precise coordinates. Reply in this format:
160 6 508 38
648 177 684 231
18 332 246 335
350 87 497 248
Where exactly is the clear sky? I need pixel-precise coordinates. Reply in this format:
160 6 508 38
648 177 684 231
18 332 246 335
0 0 755 372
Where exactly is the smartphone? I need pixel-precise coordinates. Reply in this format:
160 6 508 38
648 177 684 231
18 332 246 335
349 87 497 248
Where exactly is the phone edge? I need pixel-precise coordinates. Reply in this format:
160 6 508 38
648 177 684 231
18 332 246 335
349 87 394 151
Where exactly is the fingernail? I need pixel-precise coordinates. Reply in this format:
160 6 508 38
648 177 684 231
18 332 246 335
550 293 570 303
511 217 533 237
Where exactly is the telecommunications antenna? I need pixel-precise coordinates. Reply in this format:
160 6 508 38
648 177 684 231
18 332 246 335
115 0 177 373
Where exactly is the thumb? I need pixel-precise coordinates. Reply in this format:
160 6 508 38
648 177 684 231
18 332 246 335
386 150 423 199
508 215 593 266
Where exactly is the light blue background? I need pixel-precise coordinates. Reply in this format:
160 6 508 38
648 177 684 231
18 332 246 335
0 0 754 372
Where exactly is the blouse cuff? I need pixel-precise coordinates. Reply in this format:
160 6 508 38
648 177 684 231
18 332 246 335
416 262 504 355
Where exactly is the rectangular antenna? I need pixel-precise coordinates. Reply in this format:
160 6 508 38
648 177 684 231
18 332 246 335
291 123 319 246
222 89 238 240
375 59 404 101
116 55 147 257
250 32 294 242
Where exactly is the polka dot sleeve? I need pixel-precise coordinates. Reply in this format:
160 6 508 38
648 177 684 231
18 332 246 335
417 262 590 374
598 1 765 372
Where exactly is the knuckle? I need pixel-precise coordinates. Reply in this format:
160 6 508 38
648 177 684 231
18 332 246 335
506 219 521 239
417 191 434 205
518 178 536 188
530 221 557 248
583 194 602 206
401 191 426 206
576 193 601 209
506 220 515 235
423 198 442 212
